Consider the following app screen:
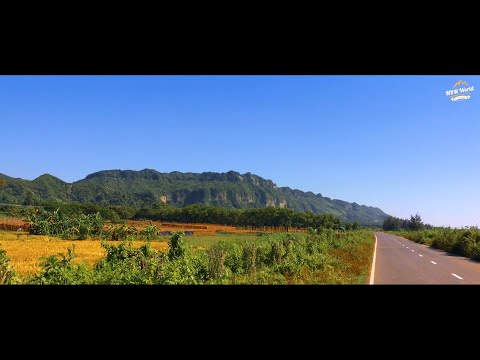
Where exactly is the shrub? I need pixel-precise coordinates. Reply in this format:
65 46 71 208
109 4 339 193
167 231 188 260
30 245 92 285
141 225 159 241
242 243 257 274
208 246 227 280
0 249 17 285
28 209 105 240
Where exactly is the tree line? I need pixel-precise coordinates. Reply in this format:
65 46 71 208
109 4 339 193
1 202 362 230
134 204 361 230
382 213 431 231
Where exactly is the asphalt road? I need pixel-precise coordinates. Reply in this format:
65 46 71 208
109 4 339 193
372 232 480 284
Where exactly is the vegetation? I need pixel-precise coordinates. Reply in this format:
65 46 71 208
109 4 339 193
28 209 105 240
134 205 360 230
27 209 166 241
391 227 480 261
0 249 17 284
0 231 169 277
7 202 365 234
1 230 375 284
0 169 388 226
382 213 431 231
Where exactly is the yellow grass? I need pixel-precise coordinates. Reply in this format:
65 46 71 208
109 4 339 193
0 231 169 277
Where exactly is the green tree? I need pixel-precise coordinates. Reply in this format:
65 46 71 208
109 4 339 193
409 213 424 231
168 232 188 260
24 189 35 206
383 216 404 231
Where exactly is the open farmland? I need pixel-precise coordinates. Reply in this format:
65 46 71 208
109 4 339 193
126 220 307 235
0 217 308 237
0 229 375 284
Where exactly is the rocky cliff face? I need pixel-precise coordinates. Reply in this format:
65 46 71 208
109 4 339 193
0 169 389 225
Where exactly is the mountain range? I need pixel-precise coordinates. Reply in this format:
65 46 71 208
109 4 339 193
0 169 389 225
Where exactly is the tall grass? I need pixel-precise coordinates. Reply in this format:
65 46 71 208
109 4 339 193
391 228 480 261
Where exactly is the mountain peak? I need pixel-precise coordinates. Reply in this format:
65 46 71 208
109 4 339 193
34 173 65 183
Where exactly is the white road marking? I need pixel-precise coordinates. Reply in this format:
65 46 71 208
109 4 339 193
406 247 409 249
411 250 415 252
430 261 437 265
419 254 423 257
370 234 378 285
452 273 463 280
402 245 405 246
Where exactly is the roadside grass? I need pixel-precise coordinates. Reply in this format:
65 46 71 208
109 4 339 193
389 228 480 261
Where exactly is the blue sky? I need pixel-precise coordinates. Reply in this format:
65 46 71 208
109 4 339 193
1 75 479 227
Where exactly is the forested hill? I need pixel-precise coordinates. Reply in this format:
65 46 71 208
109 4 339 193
0 169 388 225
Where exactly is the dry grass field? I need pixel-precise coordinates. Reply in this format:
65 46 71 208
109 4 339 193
0 216 29 231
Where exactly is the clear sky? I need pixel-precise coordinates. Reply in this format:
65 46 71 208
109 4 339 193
1 75 479 227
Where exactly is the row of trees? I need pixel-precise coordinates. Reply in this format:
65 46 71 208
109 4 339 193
382 213 431 231
0 202 137 223
13 203 360 231
134 204 360 230
4 201 362 231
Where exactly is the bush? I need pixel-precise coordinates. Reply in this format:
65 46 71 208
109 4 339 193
242 243 257 274
141 225 159 241
29 245 92 285
208 246 227 280
103 224 137 241
167 232 188 260
0 249 17 285
28 209 105 240
392 227 480 262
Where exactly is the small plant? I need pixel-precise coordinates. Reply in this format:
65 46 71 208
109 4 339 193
141 225 159 241
270 240 286 265
208 246 227 280
104 224 136 241
31 245 91 285
168 231 188 260
0 249 17 285
242 243 257 274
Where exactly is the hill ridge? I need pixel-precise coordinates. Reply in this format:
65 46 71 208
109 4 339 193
0 169 388 225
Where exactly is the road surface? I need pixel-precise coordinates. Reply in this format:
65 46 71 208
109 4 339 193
372 232 480 284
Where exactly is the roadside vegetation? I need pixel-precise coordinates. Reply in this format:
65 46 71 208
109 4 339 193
392 228 480 261
0 229 375 285
383 213 480 262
